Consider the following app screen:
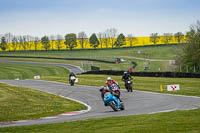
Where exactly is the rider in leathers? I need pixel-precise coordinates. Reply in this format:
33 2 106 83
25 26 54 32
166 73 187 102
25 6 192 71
69 72 76 83
122 71 132 89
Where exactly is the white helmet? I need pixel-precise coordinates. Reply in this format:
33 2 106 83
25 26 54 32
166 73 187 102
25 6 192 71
107 77 112 81
124 71 127 74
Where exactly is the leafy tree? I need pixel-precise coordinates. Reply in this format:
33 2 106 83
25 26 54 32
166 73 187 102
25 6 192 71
150 33 160 44
64 33 77 50
41 36 50 50
114 33 126 48
127 34 138 47
176 20 200 72
174 32 184 43
89 33 99 49
0 36 7 51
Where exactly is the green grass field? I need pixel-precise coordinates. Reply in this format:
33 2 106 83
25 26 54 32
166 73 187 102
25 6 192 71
0 45 181 60
0 57 174 72
1 108 200 133
0 45 183 72
0 83 86 122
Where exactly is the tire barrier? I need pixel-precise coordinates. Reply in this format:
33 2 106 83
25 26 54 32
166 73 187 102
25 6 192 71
82 70 200 78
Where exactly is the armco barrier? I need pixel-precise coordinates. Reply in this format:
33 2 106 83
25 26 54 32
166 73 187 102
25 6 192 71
82 70 200 78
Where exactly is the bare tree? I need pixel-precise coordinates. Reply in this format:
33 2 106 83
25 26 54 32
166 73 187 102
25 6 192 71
97 32 104 48
4 33 13 51
11 36 18 51
127 34 138 47
105 28 118 48
4 33 13 43
26 35 34 50
162 33 173 44
34 37 40 51
56 34 64 50
150 33 160 44
102 32 109 48
50 35 55 50
21 35 28 50
78 31 88 49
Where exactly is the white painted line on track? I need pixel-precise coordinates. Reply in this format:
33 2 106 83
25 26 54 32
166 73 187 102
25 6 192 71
148 108 178 114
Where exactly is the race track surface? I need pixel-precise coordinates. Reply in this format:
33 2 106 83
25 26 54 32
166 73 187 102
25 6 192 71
0 80 200 127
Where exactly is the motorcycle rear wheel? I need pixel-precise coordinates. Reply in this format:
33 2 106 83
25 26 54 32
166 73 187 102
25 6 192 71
120 103 125 110
110 103 118 112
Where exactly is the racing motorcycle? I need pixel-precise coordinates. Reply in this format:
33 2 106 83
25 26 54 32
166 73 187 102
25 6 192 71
70 76 76 86
104 92 125 111
108 83 121 97
125 79 133 92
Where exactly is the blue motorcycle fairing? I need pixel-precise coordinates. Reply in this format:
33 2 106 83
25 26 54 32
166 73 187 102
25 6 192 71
104 92 121 109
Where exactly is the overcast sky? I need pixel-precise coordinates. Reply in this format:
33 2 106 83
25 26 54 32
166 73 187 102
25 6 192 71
0 0 199 37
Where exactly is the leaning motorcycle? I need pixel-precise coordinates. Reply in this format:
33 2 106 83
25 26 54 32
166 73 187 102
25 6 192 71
108 83 121 97
104 92 125 111
125 79 133 92
70 76 76 86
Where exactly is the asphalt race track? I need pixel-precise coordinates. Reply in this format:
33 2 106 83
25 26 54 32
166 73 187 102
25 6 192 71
0 79 200 127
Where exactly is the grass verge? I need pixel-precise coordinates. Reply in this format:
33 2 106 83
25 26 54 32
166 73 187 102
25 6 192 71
0 63 70 80
42 74 200 97
0 108 200 133
0 83 86 122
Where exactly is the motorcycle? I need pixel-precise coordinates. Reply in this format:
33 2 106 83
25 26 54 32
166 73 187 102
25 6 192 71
125 79 133 92
70 76 76 86
108 83 121 98
104 92 125 111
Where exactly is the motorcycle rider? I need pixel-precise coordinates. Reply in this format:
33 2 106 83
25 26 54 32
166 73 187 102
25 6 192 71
106 77 118 87
122 71 132 81
69 72 76 84
122 71 132 90
99 86 109 106
105 77 121 101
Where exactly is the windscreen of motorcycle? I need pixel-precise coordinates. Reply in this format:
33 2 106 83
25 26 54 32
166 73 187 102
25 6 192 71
104 92 110 98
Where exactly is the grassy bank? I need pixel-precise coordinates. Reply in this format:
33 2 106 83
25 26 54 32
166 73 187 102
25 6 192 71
0 45 181 60
0 83 86 122
0 63 70 80
0 45 181 72
0 57 172 72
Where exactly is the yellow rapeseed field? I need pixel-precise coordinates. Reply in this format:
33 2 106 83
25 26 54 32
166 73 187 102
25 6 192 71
1 36 186 51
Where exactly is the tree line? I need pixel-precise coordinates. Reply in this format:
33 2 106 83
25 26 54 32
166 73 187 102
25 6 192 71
0 28 186 51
